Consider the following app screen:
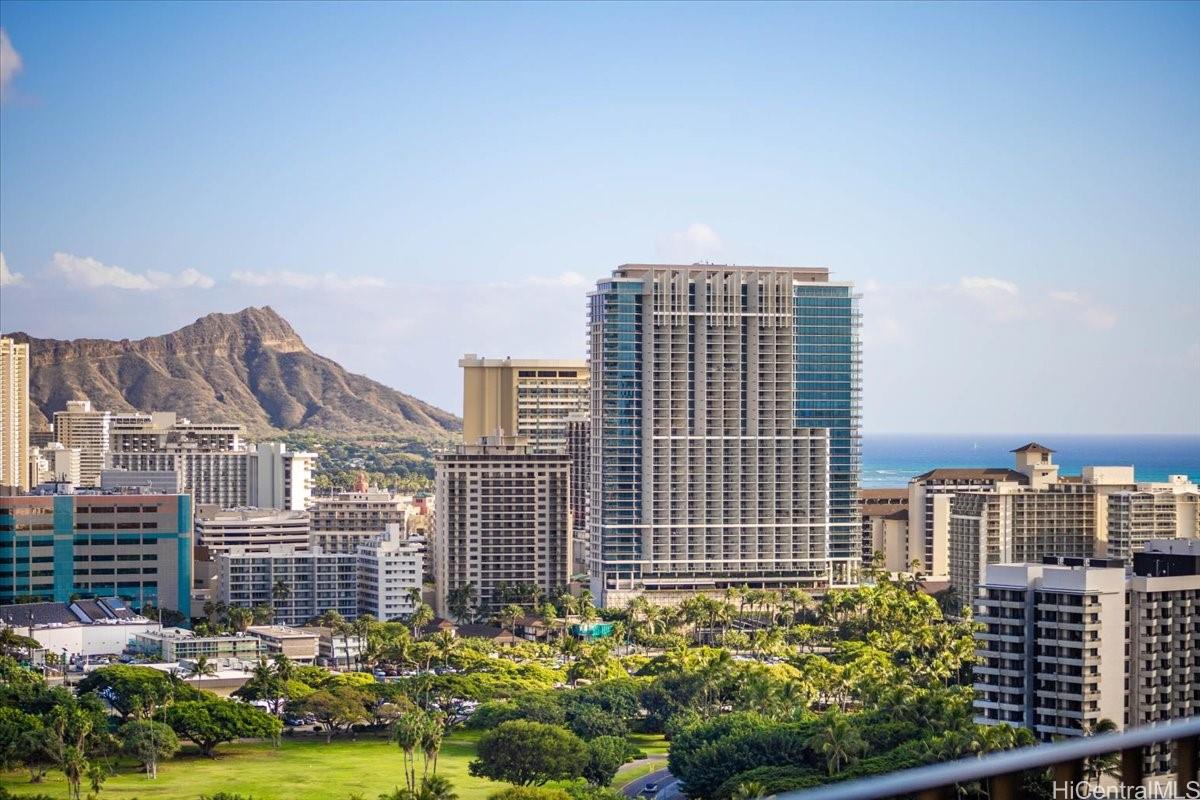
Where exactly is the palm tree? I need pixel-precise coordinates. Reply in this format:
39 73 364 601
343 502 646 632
394 713 424 793
187 655 218 681
494 604 524 635
1084 718 1121 782
416 774 458 800
731 781 767 800
446 583 475 624
807 709 866 776
410 603 435 640
429 630 458 669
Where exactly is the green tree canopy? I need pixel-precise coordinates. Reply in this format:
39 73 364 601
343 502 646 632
469 720 587 786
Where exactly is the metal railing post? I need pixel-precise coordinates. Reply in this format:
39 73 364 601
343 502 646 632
986 770 1023 800
1121 746 1145 789
1177 735 1199 799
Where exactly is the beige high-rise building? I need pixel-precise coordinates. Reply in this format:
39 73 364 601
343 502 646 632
53 400 151 488
459 355 589 453
434 436 570 619
859 489 910 572
1107 475 1200 562
0 338 30 492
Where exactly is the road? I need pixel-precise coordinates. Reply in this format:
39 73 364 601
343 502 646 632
622 766 683 800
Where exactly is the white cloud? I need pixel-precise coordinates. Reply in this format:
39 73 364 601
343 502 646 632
655 223 726 263
525 271 588 288
953 275 1024 321
0 252 25 287
958 276 1018 296
50 252 215 290
0 29 21 101
1049 288 1117 330
230 270 389 290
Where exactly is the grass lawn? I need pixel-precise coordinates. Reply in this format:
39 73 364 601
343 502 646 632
0 732 512 800
626 733 668 759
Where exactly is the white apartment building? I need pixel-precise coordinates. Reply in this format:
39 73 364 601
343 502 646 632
103 412 311 510
1107 475 1200 562
974 560 1127 739
195 507 311 555
357 525 424 621
53 400 151 487
975 542 1200 774
32 442 82 487
434 436 570 619
0 337 30 492
252 442 316 512
217 545 359 626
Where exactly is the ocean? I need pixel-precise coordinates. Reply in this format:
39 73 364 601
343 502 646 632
861 434 1200 489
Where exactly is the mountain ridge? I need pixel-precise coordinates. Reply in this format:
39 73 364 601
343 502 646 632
6 306 461 438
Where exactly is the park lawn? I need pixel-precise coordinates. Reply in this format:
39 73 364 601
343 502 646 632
626 733 669 758
0 731 512 800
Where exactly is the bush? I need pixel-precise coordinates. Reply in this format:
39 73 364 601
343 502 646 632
489 789 572 800
714 766 825 798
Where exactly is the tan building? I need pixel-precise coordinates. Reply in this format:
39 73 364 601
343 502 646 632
460 355 589 453
0 338 30 492
307 488 426 554
908 466 1028 580
245 625 320 663
859 489 910 572
53 400 152 488
434 436 570 619
1107 475 1200 561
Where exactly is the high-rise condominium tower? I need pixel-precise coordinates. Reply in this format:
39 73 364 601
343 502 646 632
588 264 861 606
459 355 589 454
0 338 30 493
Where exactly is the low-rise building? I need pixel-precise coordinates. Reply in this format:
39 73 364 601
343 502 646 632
0 597 158 658
245 625 319 663
298 626 366 669
132 627 261 662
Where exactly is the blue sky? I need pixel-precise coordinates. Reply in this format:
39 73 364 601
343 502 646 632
1 1 1197 432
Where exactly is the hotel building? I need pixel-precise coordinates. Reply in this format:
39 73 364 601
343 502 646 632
566 413 590 577
974 541 1200 773
0 492 192 616
587 264 860 606
0 337 30 493
194 507 311 555
53 400 151 488
217 545 359 626
433 436 570 618
459 355 589 454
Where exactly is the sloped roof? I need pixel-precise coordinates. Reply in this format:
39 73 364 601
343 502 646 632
1011 442 1055 454
0 602 79 627
913 468 1029 483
